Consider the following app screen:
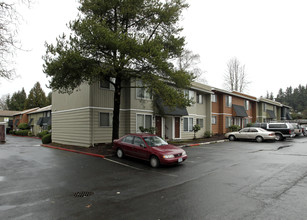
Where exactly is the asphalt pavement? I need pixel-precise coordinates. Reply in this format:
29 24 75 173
1 135 307 219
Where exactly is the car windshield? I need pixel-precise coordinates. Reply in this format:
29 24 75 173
143 136 168 147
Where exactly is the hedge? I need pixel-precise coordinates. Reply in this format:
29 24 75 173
42 134 52 144
37 130 49 138
15 130 30 136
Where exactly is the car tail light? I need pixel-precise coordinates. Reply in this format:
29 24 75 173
269 133 274 136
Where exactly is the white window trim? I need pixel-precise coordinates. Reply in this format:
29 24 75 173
183 117 194 132
136 113 153 133
196 118 204 128
245 100 249 110
212 116 217 125
136 80 152 100
226 95 232 107
197 94 203 104
212 94 217 102
99 112 113 127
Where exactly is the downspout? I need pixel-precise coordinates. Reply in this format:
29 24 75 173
90 85 94 147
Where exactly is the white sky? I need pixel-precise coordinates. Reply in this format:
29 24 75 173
1 0 306 98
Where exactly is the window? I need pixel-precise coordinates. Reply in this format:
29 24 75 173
226 96 232 107
184 117 193 132
184 90 194 100
250 128 258 132
100 77 115 90
211 94 217 102
196 118 204 128
263 103 266 111
122 135 134 144
245 100 249 110
196 94 203 104
100 112 112 127
211 116 217 125
226 117 232 128
137 114 152 132
136 80 152 99
133 137 145 146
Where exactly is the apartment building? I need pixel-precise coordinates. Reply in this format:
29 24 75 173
51 80 212 147
211 88 257 134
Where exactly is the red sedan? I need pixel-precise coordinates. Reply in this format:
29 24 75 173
113 133 187 168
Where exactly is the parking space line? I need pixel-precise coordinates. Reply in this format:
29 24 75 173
103 158 145 171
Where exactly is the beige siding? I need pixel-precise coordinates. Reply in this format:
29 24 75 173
181 116 207 139
28 113 44 135
52 108 91 147
52 83 90 112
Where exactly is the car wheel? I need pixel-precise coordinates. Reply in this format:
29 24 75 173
256 136 263 143
229 135 236 141
116 148 124 158
275 133 283 141
150 156 160 168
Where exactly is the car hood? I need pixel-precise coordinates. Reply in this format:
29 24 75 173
152 144 184 155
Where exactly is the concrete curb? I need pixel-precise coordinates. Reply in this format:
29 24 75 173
41 144 105 158
179 139 229 148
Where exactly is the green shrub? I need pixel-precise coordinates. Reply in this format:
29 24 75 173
42 134 52 144
18 123 30 130
37 130 49 138
246 123 254 127
192 124 201 139
28 131 34 137
228 125 241 132
204 130 212 138
139 126 156 134
15 130 30 136
9 130 15 135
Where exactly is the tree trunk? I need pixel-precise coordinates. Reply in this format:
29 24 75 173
112 77 122 142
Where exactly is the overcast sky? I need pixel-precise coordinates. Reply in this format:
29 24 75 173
1 0 306 99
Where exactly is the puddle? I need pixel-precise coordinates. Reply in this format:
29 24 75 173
277 145 291 150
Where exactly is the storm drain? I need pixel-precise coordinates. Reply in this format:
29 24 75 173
74 191 94 198
277 145 291 150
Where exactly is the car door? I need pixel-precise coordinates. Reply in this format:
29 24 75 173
120 135 135 156
248 128 258 139
237 128 250 139
133 136 150 160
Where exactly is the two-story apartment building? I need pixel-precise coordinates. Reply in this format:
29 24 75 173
27 105 52 135
211 88 257 134
257 97 283 123
52 80 212 147
13 108 39 130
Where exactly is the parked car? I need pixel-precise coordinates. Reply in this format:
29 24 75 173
290 123 303 136
225 127 276 142
252 122 295 141
301 124 307 136
113 133 187 168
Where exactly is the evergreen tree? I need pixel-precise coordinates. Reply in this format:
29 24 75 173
43 0 192 141
24 82 47 109
8 88 27 111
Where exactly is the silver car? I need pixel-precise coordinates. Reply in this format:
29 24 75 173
225 127 276 143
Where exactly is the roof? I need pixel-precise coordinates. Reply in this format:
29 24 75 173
0 110 20 117
13 107 40 116
258 97 283 107
212 88 257 102
27 105 52 114
190 82 213 94
233 105 248 117
156 100 188 116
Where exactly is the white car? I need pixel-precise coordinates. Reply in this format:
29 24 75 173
225 127 276 143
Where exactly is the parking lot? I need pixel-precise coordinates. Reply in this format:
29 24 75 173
1 135 307 219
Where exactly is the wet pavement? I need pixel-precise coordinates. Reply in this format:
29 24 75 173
1 135 307 219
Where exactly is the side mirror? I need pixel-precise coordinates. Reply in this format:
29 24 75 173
140 143 146 148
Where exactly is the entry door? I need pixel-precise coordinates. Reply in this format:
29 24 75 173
175 117 180 138
155 116 162 137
